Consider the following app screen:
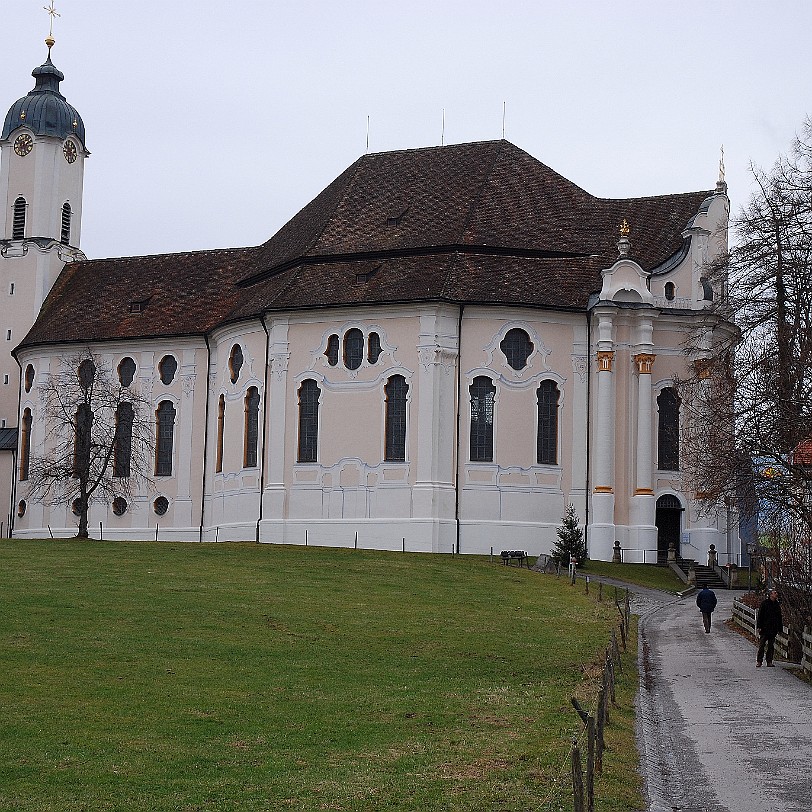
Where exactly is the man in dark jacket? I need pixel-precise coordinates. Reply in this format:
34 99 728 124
696 584 718 633
756 588 783 667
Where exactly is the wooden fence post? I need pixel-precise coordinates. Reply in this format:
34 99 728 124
595 688 605 773
571 737 585 812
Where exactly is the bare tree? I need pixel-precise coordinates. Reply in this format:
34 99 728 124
25 349 154 538
677 120 812 628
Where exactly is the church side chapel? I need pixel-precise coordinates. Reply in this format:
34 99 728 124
0 34 738 563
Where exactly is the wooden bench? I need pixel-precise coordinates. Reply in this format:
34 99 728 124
500 550 529 568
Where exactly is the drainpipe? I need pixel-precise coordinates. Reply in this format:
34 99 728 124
199 335 212 542
584 309 592 552
9 352 22 536
257 316 271 543
454 304 464 554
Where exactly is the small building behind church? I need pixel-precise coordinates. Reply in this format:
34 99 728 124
0 42 739 564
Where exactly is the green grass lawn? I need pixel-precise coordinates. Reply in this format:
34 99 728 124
582 559 686 593
0 541 641 811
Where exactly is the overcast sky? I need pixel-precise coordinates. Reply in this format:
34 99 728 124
2 1 811 260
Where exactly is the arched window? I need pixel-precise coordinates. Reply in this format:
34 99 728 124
325 334 339 366
657 387 680 471
244 387 260 468
118 357 136 388
700 277 714 301
537 380 560 465
664 281 676 301
73 403 93 476
113 402 134 478
12 197 26 239
229 344 243 384
384 375 408 461
159 355 177 385
297 380 320 463
61 202 72 245
469 376 496 462
368 332 383 364
343 328 364 370
500 328 533 371
215 395 225 473
155 401 176 476
24 364 34 393
19 408 32 481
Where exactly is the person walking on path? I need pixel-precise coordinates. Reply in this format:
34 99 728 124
696 583 718 633
756 588 783 667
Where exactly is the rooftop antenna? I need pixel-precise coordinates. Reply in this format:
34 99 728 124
441 108 445 146
44 0 60 50
366 115 370 153
502 101 506 140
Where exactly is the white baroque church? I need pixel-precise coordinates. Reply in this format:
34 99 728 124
0 42 738 562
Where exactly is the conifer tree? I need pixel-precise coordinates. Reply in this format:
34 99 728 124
552 503 587 566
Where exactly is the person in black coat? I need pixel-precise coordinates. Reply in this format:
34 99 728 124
696 583 718 633
756 588 783 667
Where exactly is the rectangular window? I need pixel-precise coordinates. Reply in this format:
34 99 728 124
9 283 14 295
6 330 11 341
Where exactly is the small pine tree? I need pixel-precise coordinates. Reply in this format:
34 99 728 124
551 504 587 566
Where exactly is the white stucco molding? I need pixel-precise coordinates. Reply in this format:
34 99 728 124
598 257 655 305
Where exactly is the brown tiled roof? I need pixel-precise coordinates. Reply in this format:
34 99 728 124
20 140 713 349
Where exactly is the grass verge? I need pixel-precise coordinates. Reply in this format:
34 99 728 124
0 540 642 811
581 559 686 593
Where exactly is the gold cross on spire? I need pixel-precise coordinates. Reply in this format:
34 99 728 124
44 1 60 42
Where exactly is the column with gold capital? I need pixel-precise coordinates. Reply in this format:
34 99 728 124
589 308 617 562
634 352 656 495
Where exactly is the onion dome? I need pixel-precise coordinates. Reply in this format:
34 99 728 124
2 47 85 146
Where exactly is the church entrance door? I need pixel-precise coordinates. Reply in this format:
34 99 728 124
655 494 683 563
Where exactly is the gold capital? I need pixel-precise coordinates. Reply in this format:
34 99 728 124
634 353 656 374
597 351 614 372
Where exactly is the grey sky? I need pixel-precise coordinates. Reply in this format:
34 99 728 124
2 1 810 260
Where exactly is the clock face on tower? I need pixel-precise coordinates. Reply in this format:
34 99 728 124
13 134 33 157
63 140 78 163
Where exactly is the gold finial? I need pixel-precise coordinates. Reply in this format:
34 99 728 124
619 219 630 237
44 1 60 47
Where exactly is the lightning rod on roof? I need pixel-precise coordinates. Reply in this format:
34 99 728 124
441 109 445 147
366 116 370 154
502 101 506 140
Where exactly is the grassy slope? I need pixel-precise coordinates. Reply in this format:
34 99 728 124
0 541 642 811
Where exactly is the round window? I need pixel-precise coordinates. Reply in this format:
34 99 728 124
153 496 169 516
112 497 128 516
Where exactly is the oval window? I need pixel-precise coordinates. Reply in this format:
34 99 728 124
664 281 676 301
500 328 533 371
153 496 169 516
229 344 243 384
77 359 96 389
159 355 177 385
118 357 136 387
71 498 82 516
112 497 128 516
17 499 26 518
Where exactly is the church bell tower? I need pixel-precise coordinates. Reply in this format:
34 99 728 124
0 35 88 429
